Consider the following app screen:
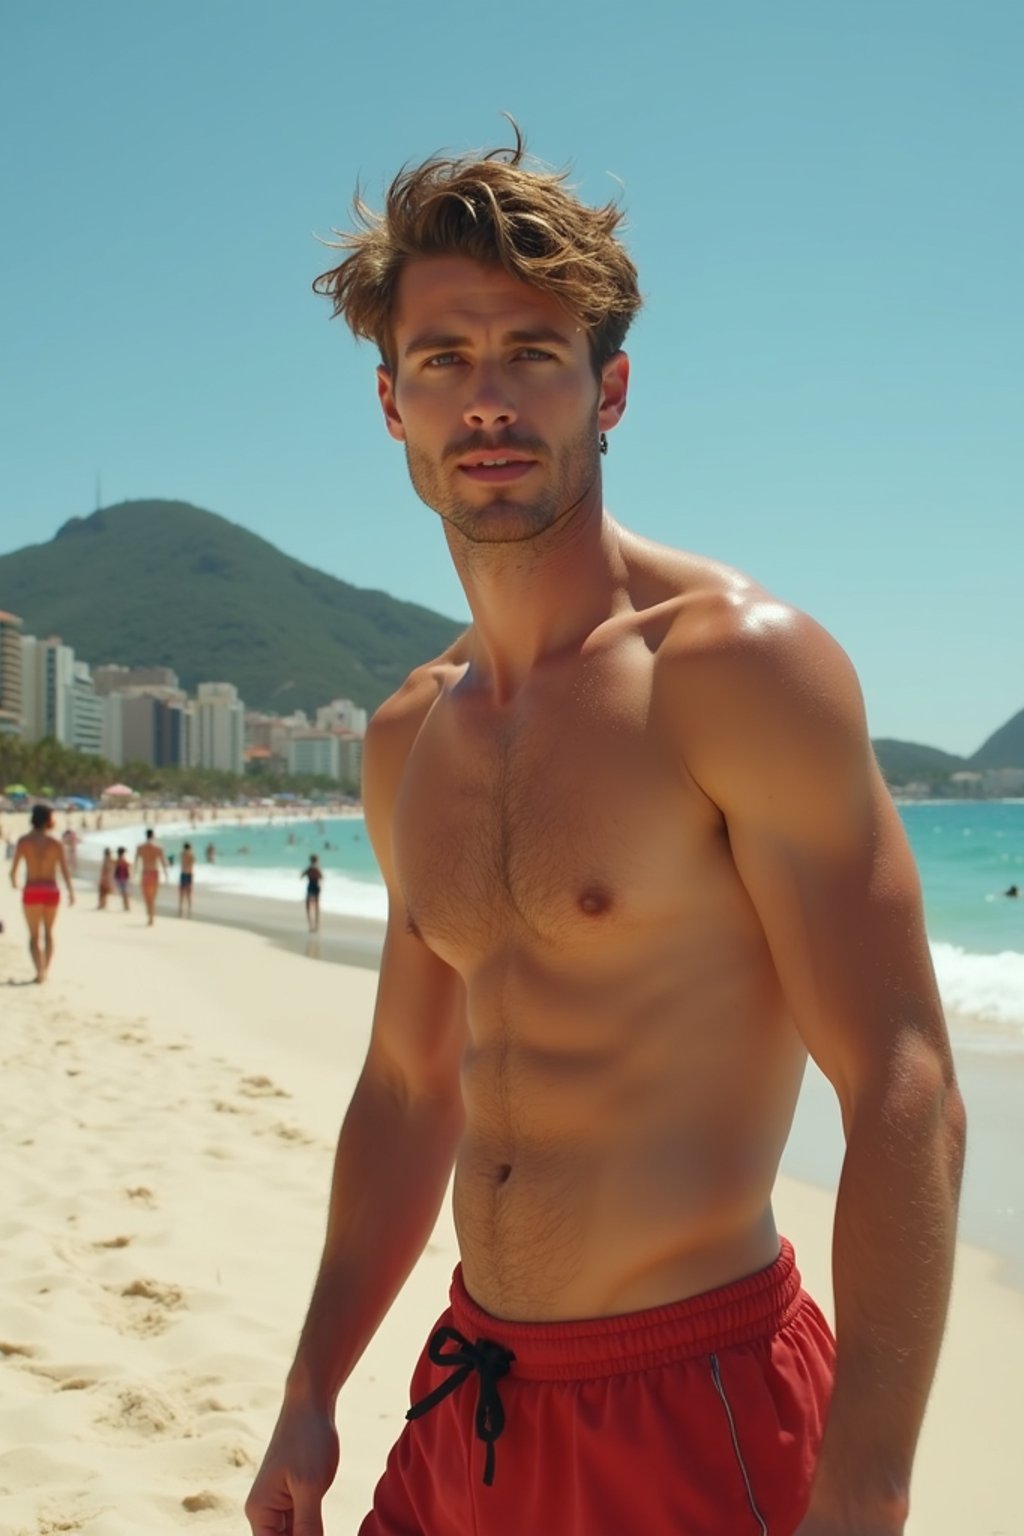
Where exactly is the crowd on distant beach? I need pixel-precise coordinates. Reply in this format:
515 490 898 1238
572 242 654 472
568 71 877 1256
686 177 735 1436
1 799 355 983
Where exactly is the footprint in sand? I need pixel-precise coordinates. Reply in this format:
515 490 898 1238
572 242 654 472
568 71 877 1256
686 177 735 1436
260 1121 315 1147
238 1074 290 1099
95 1382 182 1438
124 1186 157 1207
182 1490 235 1514
27 1362 101 1392
0 1339 36 1359
104 1277 186 1337
92 1234 133 1250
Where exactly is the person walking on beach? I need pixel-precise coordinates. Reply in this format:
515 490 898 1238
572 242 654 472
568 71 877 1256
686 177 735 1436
247 130 965 1536
134 828 168 927
97 848 115 910
10 804 75 982
113 847 131 909
178 841 196 918
301 853 323 932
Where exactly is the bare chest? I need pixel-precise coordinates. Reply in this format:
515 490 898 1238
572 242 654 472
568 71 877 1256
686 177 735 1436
392 658 705 963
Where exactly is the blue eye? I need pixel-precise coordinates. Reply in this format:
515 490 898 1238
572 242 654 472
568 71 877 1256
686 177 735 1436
425 352 461 368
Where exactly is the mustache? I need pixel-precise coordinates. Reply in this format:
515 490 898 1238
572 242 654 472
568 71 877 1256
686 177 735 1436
442 432 548 464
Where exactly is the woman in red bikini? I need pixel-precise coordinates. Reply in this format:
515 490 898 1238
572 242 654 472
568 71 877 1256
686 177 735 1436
10 804 76 982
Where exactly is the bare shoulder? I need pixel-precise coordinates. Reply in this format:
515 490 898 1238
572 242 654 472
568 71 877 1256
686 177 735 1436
362 637 469 878
626 536 872 819
365 637 468 771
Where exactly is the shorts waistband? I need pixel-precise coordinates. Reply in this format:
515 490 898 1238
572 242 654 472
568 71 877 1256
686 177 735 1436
449 1238 802 1381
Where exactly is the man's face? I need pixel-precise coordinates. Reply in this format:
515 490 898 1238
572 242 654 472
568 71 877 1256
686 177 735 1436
377 257 628 546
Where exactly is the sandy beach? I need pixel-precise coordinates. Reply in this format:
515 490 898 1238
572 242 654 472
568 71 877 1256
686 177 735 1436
1 862 1021 1535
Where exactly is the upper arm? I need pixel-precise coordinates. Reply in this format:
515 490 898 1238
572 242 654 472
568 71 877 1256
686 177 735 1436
360 679 467 1107
673 597 951 1122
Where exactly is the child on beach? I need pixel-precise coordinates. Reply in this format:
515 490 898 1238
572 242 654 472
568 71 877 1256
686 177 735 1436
113 848 130 910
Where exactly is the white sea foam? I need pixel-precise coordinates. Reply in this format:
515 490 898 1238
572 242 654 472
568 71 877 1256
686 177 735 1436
931 941 1024 1047
196 862 387 920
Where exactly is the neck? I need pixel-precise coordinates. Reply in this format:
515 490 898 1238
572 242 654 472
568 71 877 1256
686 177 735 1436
447 492 628 701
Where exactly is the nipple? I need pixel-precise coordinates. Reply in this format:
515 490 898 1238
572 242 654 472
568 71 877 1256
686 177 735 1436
578 887 612 917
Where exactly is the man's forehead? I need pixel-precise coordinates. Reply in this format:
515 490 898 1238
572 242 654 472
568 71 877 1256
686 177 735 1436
392 256 581 338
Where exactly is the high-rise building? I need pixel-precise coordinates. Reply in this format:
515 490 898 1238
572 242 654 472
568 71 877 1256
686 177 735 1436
288 731 341 780
336 732 363 788
316 697 368 736
194 682 244 775
21 634 76 743
68 661 105 756
119 693 193 769
0 609 23 736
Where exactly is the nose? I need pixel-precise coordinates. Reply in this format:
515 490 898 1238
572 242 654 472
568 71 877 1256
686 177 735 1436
463 365 517 431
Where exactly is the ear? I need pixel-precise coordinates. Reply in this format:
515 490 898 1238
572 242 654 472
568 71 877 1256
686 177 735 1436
597 351 630 435
376 366 406 443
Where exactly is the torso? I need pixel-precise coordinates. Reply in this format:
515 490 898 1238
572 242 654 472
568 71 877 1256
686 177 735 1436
390 545 808 1321
16 833 62 885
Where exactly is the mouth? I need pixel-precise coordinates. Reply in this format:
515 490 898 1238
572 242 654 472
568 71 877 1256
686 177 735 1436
457 453 538 485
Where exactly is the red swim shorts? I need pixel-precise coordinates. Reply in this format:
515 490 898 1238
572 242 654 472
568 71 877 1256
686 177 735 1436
359 1239 835 1536
22 883 60 908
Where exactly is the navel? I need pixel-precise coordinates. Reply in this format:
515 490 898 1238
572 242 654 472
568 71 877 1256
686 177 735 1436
495 1163 512 1185
578 886 612 917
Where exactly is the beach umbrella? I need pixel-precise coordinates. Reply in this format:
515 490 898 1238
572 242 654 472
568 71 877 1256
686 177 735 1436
102 783 135 797
4 783 29 796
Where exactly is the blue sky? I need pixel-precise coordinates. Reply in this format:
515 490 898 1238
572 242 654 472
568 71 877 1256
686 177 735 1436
2 1 1020 756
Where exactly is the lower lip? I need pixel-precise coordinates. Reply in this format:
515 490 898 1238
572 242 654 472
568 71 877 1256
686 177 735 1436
458 462 536 484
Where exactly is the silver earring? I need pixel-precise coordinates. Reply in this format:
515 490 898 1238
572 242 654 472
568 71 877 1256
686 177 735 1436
599 432 608 455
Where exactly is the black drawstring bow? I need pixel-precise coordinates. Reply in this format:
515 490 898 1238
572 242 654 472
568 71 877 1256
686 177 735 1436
406 1325 516 1486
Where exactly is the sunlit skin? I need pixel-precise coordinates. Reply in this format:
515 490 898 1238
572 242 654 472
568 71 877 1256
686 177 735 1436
246 254 964 1536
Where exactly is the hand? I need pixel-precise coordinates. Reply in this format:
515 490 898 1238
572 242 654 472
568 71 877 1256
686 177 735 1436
245 1400 340 1536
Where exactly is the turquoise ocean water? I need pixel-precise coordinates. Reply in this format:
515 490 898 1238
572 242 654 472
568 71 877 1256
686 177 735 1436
153 800 1024 1055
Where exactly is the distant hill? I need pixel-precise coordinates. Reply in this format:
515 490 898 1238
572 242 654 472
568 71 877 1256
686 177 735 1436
871 739 967 784
969 708 1024 770
0 500 464 714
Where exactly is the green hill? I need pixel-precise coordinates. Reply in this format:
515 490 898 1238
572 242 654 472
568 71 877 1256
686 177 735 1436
0 500 464 714
969 708 1024 770
871 739 967 784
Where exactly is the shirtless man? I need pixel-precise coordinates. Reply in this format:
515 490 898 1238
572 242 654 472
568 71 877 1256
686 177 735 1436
10 804 75 981
246 132 965 1536
178 841 196 918
134 828 168 926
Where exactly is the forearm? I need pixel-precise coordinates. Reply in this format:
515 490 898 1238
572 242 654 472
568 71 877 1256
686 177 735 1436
286 1067 463 1412
807 1058 966 1530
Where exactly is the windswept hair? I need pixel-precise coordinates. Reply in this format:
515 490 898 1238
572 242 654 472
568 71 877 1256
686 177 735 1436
313 122 642 372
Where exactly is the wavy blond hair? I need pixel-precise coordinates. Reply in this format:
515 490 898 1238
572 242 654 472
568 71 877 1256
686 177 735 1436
313 123 642 373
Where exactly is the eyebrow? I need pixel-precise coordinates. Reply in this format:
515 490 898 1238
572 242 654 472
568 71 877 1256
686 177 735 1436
403 326 573 358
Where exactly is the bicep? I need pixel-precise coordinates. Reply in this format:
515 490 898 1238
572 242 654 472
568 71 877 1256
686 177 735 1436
681 612 948 1116
366 909 467 1106
726 772 945 1117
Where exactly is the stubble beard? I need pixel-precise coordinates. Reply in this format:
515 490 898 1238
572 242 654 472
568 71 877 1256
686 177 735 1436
404 422 602 549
